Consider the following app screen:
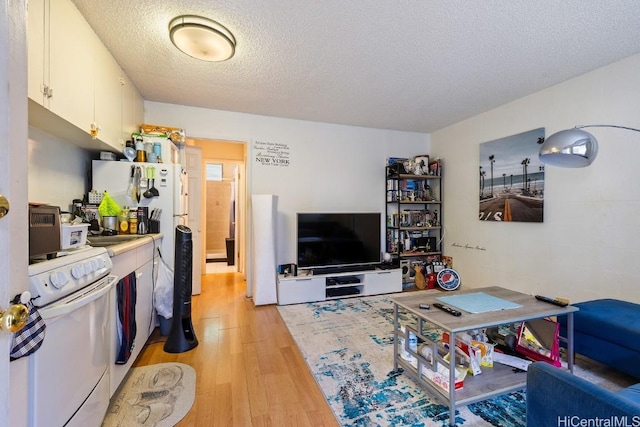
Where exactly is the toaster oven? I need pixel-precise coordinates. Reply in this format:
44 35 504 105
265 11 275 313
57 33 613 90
29 204 61 259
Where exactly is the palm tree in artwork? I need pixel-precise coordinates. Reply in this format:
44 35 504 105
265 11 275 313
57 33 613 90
489 155 495 197
479 166 484 198
502 173 506 191
521 158 530 193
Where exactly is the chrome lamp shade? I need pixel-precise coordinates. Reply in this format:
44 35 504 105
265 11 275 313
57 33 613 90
169 15 236 62
538 128 599 168
539 125 640 168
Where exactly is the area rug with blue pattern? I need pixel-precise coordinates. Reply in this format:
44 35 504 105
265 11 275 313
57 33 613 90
277 292 634 427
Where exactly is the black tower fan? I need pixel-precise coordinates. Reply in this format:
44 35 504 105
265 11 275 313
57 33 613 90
164 225 199 353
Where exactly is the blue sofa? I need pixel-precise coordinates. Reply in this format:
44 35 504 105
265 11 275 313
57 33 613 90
526 362 640 426
558 298 640 378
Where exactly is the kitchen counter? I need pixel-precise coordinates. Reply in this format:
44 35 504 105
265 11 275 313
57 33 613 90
86 233 163 257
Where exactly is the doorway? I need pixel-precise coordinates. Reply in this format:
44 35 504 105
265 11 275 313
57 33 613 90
190 139 246 275
205 161 241 273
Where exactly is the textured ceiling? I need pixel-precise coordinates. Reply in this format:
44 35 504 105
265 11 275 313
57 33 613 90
71 0 640 133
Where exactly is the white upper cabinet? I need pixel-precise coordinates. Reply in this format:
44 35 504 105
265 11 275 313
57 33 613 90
121 74 144 145
27 0 47 105
27 0 142 153
93 41 125 151
48 0 95 135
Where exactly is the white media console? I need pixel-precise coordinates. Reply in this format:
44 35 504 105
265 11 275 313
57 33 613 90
277 268 402 305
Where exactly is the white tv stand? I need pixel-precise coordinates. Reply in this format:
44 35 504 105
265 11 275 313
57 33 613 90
277 267 402 305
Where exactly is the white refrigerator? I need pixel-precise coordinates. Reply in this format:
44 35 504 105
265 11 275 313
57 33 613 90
92 160 188 277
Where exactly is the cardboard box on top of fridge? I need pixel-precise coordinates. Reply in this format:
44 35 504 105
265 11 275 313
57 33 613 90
132 132 179 164
140 124 186 147
137 123 185 157
140 123 180 134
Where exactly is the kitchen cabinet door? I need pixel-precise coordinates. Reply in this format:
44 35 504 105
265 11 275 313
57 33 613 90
27 0 47 105
121 74 144 145
136 258 155 343
109 240 156 397
94 43 125 151
133 88 144 132
48 0 94 134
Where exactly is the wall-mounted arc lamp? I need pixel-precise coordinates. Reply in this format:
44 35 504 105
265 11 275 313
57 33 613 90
539 125 640 168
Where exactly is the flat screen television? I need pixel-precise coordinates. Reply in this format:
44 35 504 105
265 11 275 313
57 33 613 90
297 213 381 270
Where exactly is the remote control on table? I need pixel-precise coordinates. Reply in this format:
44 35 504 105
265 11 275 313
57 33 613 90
433 302 462 316
418 303 430 310
535 295 568 307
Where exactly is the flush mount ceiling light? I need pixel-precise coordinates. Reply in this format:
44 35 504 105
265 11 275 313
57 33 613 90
538 125 640 168
169 15 236 62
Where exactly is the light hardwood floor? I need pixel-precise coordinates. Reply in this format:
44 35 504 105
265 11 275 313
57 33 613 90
135 271 339 426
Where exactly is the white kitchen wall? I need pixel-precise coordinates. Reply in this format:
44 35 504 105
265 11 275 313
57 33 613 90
28 126 91 210
431 53 640 304
145 102 429 265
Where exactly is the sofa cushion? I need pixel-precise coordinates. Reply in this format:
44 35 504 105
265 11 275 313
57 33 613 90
526 362 640 426
617 383 640 402
571 299 640 353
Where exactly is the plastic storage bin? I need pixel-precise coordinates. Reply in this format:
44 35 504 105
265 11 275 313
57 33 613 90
60 223 89 249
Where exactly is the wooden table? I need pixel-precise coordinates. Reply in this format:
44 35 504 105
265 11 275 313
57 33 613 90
390 286 578 427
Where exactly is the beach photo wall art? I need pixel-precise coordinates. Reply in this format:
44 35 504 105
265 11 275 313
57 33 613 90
479 128 545 222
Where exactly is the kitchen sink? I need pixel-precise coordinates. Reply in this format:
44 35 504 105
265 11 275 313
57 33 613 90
86 234 151 247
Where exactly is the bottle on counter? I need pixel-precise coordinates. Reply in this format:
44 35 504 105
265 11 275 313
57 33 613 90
135 140 146 162
128 209 138 235
153 142 162 163
118 207 129 234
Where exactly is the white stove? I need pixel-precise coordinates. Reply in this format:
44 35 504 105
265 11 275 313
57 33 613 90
27 245 116 426
28 246 112 308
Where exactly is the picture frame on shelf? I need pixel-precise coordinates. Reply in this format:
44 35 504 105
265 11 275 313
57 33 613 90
387 157 410 176
428 158 442 176
413 155 430 175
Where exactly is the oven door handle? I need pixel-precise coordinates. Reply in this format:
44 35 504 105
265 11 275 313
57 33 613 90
39 275 119 321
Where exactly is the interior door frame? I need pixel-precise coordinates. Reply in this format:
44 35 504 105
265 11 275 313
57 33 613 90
2 1 30 424
188 138 247 278
203 158 246 274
